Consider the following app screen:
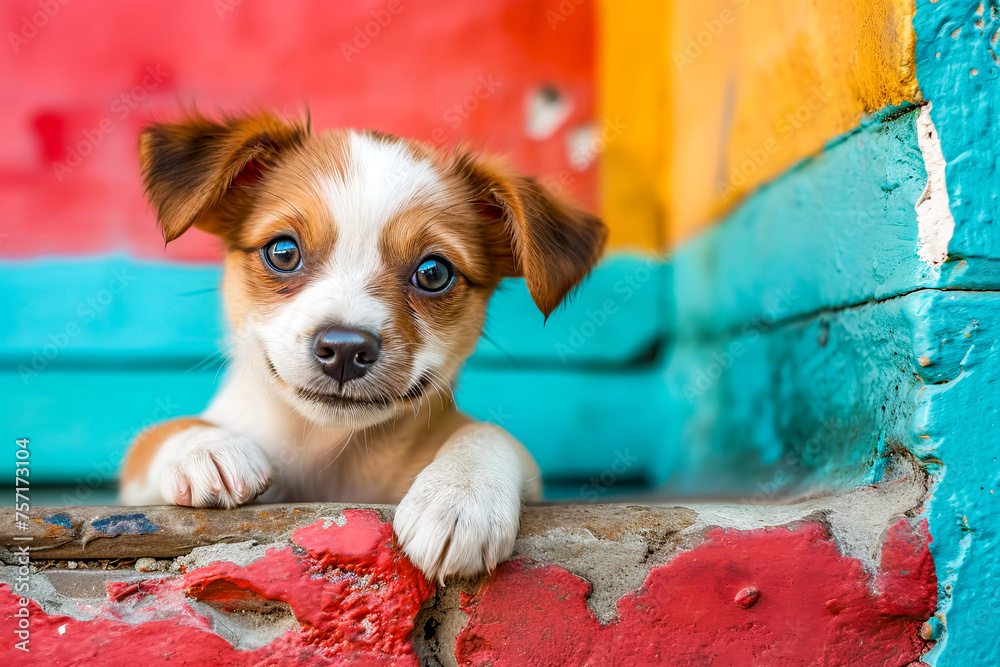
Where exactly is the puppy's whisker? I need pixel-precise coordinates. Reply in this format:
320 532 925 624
318 428 355 472
393 340 467 359
214 356 231 384
420 200 473 227
478 330 519 369
185 345 233 374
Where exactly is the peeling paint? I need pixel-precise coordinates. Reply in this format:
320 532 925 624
0 502 942 664
91 513 161 536
524 85 573 140
912 1 1000 660
685 467 927 575
44 514 71 528
915 103 955 268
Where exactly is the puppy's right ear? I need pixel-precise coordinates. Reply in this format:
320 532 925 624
139 113 307 242
449 152 607 318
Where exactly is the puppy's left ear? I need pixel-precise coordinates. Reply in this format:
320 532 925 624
452 153 608 318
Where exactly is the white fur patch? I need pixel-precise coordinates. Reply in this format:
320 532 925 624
256 131 447 394
408 323 458 388
329 132 443 260
137 426 273 509
915 103 955 268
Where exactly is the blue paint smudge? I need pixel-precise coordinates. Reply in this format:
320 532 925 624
45 513 72 528
92 513 161 536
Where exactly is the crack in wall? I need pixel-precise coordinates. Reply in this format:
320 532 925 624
678 284 1000 345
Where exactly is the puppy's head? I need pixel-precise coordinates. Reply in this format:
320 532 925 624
140 112 606 428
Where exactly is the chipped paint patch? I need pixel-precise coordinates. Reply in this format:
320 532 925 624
524 85 573 140
915 104 955 267
320 512 348 529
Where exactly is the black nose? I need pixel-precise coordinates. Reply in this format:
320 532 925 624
312 325 382 384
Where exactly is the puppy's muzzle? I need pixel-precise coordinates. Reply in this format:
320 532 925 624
312 325 382 384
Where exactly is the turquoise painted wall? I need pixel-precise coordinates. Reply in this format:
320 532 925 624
0 255 670 496
913 1 1000 663
657 106 947 497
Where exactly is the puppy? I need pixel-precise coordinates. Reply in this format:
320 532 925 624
120 112 607 582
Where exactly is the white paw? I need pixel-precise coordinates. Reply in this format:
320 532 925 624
394 459 521 584
153 427 272 509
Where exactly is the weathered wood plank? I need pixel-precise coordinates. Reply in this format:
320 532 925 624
0 503 696 560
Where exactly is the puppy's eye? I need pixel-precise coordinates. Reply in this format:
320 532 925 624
411 256 454 293
263 237 301 273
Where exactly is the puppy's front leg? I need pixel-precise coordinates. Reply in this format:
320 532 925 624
394 422 540 583
120 418 272 509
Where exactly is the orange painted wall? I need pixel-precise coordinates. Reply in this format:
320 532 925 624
599 0 920 250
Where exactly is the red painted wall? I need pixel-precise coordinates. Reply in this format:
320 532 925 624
0 0 595 262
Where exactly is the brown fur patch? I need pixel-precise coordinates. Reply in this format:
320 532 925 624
139 112 308 242
373 192 498 385
219 132 352 330
445 151 608 317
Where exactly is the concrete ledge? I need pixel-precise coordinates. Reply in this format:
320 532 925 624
1 473 938 664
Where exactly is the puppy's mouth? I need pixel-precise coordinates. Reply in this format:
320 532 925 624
292 376 431 408
265 357 431 409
